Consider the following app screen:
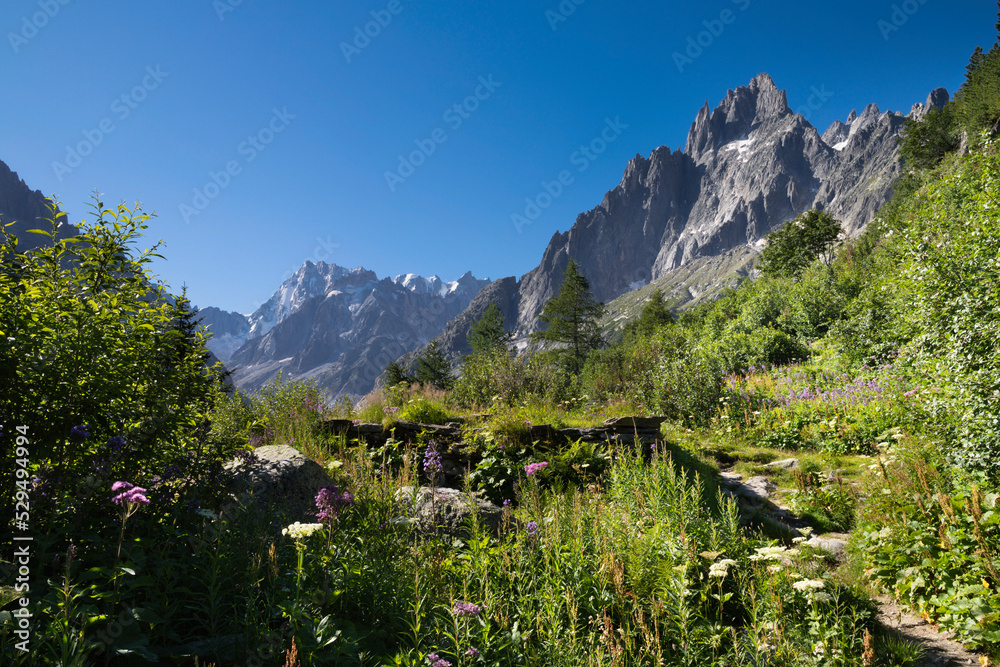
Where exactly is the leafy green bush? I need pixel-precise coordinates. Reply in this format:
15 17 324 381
452 348 573 409
891 146 1000 479
0 199 229 524
397 396 450 425
787 470 857 533
857 457 1000 651
702 327 810 374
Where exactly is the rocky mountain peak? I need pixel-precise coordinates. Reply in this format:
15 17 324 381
0 158 79 250
685 72 791 161
909 87 950 121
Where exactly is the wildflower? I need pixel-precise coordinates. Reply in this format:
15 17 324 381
424 441 443 479
426 653 452 667
160 464 183 480
708 558 737 578
502 499 512 507
315 485 354 523
70 424 90 440
525 521 538 538
792 579 825 592
282 522 325 539
111 482 149 506
453 601 482 617
465 647 480 656
105 435 126 452
524 462 548 477
749 545 792 562
811 591 833 603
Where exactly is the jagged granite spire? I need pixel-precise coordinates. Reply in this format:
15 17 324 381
685 73 791 161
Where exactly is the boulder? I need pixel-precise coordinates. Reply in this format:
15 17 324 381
225 445 334 526
603 416 666 431
732 476 776 503
763 458 800 470
394 486 503 538
806 535 849 560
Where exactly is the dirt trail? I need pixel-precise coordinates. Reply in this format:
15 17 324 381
876 596 983 667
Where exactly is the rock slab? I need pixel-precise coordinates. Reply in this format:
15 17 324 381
226 445 334 526
394 486 503 538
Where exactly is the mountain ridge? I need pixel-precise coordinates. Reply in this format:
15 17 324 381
413 74 947 369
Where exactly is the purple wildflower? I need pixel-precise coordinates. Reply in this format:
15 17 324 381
315 485 354 523
524 462 548 477
70 424 90 440
112 482 149 506
465 647 480 656
503 499 512 507
424 441 443 480
161 464 183 480
452 601 482 617
105 435 126 452
526 521 538 538
426 653 452 667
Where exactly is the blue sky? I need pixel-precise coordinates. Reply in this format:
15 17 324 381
0 0 994 314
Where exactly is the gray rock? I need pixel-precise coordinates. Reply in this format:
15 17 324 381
225 445 335 526
763 458 800 470
735 476 776 502
805 535 849 559
394 486 504 538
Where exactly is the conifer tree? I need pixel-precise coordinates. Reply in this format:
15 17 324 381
415 339 453 390
384 360 414 387
532 259 605 375
467 302 511 356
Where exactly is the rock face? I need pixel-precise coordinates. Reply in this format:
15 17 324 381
0 158 79 251
224 261 489 396
394 486 504 537
225 445 335 526
416 74 939 364
196 306 251 362
512 74 914 337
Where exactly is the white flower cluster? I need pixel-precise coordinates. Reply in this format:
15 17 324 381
793 578 833 603
792 578 825 592
749 545 798 562
708 559 738 578
282 522 325 539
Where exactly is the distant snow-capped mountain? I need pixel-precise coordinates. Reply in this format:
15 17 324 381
201 261 489 396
